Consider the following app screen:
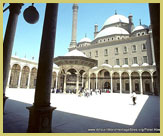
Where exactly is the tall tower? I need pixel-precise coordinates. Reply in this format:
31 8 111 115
69 3 78 50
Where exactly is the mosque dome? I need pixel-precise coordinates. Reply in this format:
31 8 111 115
132 25 148 33
95 27 129 39
64 49 87 57
103 14 129 27
79 37 91 43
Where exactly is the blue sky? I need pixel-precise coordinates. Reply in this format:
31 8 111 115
3 3 150 61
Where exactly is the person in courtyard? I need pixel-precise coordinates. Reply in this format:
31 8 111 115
131 91 137 105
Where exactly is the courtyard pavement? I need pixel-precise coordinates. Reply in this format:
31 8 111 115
3 88 160 133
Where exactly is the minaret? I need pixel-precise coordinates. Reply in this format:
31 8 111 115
69 3 78 50
128 13 134 33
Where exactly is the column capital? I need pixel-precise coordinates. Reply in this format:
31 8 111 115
9 3 24 15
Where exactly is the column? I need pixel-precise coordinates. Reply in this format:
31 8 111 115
70 4 78 48
76 73 79 93
150 33 156 65
88 74 90 90
110 74 113 93
17 70 22 88
82 75 84 88
63 74 67 93
129 74 132 94
151 75 154 95
119 73 122 93
7 68 11 88
3 3 23 110
140 75 143 95
27 4 58 133
55 74 58 89
95 73 98 89
27 71 31 89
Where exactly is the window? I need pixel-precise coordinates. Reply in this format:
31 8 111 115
142 43 147 50
143 56 148 63
124 58 128 65
95 50 98 57
104 49 108 56
123 46 127 54
115 48 119 55
132 45 136 52
116 59 120 65
133 57 138 64
105 60 108 64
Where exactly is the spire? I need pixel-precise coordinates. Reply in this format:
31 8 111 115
128 13 133 24
115 10 117 15
139 19 142 25
85 33 87 37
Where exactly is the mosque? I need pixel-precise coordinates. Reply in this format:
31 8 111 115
8 4 158 95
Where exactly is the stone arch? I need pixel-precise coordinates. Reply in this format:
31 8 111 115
51 71 57 89
29 67 37 88
20 66 30 88
142 71 152 94
9 64 21 88
131 72 140 94
112 72 120 93
10 62 22 70
122 72 129 93
58 69 65 91
66 68 77 93
98 69 110 91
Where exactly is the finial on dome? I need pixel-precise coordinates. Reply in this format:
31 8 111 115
15 52 17 56
85 33 87 37
139 19 142 25
115 10 117 15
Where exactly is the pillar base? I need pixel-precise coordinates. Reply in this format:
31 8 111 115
26 105 56 133
3 95 8 112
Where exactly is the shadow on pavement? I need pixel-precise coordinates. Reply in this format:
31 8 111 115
3 96 160 133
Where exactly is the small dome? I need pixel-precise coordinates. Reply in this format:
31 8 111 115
64 49 87 57
79 37 91 43
101 63 112 68
132 25 148 32
53 63 59 68
131 64 139 67
122 64 129 68
113 65 120 68
103 14 129 27
142 63 149 66
92 66 98 70
95 27 129 39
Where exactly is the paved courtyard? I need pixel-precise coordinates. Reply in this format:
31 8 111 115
4 88 160 133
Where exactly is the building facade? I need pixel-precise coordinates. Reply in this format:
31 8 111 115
8 4 158 95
